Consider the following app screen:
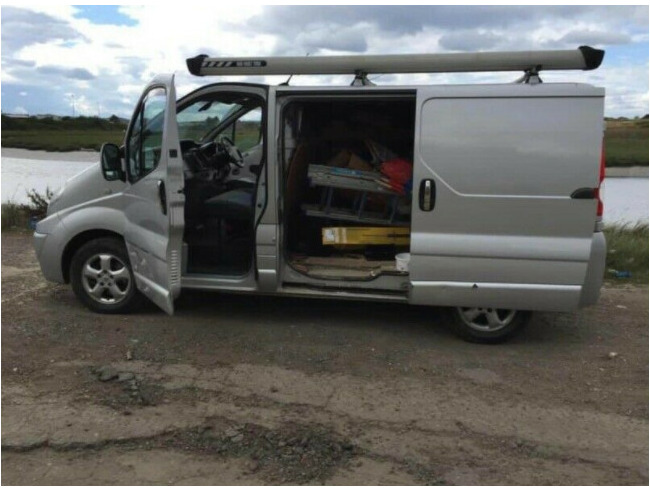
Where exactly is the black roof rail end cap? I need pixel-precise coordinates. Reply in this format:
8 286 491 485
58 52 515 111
186 54 209 76
579 46 605 70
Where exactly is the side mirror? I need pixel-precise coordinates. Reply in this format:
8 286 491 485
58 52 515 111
100 143 124 181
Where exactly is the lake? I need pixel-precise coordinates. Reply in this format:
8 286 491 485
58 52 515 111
1 149 648 225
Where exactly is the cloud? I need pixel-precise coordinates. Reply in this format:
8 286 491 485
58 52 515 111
299 26 368 53
11 59 35 68
273 24 369 54
560 29 631 46
438 31 500 51
249 6 646 36
0 5 647 118
117 56 150 79
1 6 85 54
36 65 95 80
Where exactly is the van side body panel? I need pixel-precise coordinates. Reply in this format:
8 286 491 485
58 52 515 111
410 84 605 311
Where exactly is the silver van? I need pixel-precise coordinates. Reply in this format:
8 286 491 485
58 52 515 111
33 46 607 342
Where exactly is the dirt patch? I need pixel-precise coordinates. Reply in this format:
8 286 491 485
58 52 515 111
154 422 358 484
3 419 360 485
2 231 648 485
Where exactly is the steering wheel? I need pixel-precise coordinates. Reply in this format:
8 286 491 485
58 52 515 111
218 135 244 168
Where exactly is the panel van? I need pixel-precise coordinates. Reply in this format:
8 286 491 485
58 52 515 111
33 46 607 342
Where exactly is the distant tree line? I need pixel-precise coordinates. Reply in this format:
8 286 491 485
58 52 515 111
1 114 128 131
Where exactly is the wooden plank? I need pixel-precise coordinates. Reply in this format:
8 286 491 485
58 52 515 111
322 226 410 246
289 254 408 279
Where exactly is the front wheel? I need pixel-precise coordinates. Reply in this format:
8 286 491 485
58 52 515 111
70 237 144 314
448 307 531 343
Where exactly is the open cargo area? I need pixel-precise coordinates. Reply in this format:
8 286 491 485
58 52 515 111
281 96 416 281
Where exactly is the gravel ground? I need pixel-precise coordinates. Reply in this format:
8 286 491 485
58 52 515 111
2 231 648 485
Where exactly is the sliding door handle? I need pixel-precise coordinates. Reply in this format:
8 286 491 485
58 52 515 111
419 179 436 212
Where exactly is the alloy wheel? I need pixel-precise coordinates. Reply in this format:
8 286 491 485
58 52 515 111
81 253 132 304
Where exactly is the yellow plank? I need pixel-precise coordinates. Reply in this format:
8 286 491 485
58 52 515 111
322 227 410 245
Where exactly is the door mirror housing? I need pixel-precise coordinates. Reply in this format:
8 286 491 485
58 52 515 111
100 143 125 181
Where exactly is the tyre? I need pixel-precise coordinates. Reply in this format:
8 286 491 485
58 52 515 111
70 237 144 314
448 307 531 344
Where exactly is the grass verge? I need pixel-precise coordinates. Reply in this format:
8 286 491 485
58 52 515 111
2 188 52 231
604 223 648 284
604 119 649 167
1 202 31 230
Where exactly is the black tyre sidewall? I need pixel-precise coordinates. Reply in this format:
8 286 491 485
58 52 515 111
70 238 142 314
448 309 531 344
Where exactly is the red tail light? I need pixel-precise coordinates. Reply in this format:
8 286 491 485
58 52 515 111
595 140 605 218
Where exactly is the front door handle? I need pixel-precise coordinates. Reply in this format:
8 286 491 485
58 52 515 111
158 180 167 215
419 179 436 212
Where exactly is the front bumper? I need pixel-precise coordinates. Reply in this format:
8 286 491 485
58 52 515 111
33 214 66 284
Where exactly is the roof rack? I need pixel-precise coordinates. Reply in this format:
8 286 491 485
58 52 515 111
186 46 604 78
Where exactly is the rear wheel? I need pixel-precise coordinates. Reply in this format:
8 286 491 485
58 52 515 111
70 237 143 314
448 307 531 343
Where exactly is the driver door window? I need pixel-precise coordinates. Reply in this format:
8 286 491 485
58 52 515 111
231 107 262 153
127 87 166 182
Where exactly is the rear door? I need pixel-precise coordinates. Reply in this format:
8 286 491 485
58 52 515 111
122 74 184 314
410 83 604 311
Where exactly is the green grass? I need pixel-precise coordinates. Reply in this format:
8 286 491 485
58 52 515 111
1 202 30 230
1 115 127 151
1 129 125 151
604 119 649 167
604 223 649 284
2 188 54 230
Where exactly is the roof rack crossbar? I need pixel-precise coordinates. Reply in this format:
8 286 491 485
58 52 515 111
186 46 604 77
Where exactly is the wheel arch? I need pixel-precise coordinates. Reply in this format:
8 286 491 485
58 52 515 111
62 229 125 283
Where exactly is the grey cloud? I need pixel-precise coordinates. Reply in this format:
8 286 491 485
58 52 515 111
297 27 367 53
250 6 644 36
37 65 96 80
560 30 631 46
1 7 86 54
438 31 500 51
11 59 35 67
243 6 646 56
117 56 149 79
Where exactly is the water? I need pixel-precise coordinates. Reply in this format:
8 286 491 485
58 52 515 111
1 150 648 225
1 150 97 204
601 178 648 226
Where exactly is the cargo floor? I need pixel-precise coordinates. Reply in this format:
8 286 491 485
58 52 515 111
288 254 407 280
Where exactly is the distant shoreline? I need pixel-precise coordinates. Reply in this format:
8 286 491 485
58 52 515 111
605 166 649 178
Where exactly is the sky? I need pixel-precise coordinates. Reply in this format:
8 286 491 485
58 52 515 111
1 5 648 118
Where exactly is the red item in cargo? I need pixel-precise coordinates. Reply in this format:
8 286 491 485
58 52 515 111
380 158 412 185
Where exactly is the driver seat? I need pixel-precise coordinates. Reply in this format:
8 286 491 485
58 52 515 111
203 187 255 222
